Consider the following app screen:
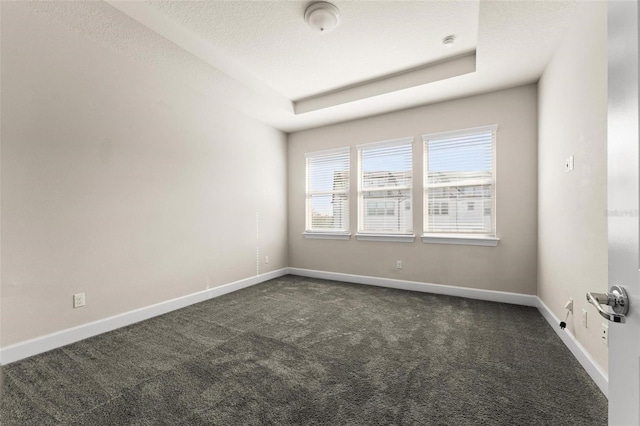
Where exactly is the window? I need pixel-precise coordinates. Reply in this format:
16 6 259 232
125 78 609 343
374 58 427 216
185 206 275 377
423 126 496 238
357 138 413 238
305 148 350 236
429 201 449 215
367 200 396 216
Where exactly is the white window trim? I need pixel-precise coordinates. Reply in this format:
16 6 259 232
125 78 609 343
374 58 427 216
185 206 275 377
356 233 415 243
421 234 499 246
423 125 497 239
303 232 351 240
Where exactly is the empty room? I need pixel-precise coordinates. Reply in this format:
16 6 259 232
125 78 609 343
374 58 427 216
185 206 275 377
1 0 639 425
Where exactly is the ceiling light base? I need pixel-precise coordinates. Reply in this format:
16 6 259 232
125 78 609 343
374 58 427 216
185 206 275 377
305 2 340 34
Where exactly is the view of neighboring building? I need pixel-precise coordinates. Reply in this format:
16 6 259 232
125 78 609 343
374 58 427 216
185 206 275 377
360 171 412 233
311 170 493 234
307 170 413 233
425 171 493 234
426 185 492 233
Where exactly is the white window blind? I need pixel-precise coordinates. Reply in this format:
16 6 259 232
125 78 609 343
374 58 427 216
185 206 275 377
423 126 496 236
305 148 350 233
357 138 413 234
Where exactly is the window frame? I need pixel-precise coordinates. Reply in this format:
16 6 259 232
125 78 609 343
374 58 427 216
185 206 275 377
356 137 415 243
303 147 351 240
422 125 499 246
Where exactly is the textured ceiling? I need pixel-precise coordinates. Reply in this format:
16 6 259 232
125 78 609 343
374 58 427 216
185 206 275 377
16 1 579 132
146 0 480 100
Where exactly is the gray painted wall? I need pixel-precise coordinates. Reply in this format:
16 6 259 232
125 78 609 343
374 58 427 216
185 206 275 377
1 3 288 346
288 85 538 295
538 1 608 373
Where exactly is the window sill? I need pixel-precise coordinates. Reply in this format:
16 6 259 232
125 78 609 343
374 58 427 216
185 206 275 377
303 232 351 240
421 234 500 247
356 233 416 243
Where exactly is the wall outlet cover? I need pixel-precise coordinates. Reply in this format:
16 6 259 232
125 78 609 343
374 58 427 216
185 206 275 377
601 323 608 347
565 155 575 172
73 293 86 308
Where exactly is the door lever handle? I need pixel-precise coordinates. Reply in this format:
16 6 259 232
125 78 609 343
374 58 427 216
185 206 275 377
586 285 629 323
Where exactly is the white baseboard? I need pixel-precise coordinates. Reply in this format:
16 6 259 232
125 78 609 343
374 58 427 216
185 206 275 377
288 268 608 397
536 298 608 397
1 266 609 400
287 268 539 307
0 268 288 365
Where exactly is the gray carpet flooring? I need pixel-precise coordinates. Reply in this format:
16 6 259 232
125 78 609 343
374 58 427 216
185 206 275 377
1 275 607 425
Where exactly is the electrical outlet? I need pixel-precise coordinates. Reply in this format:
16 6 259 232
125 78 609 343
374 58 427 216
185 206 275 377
565 155 575 172
582 309 588 328
601 323 608 347
564 298 574 314
265 255 269 264
396 260 402 269
73 293 86 308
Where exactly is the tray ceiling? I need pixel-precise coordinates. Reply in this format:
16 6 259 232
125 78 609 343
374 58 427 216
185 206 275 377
22 0 578 132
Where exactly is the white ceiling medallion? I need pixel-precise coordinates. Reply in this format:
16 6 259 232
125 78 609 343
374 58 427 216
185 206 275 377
304 2 341 34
